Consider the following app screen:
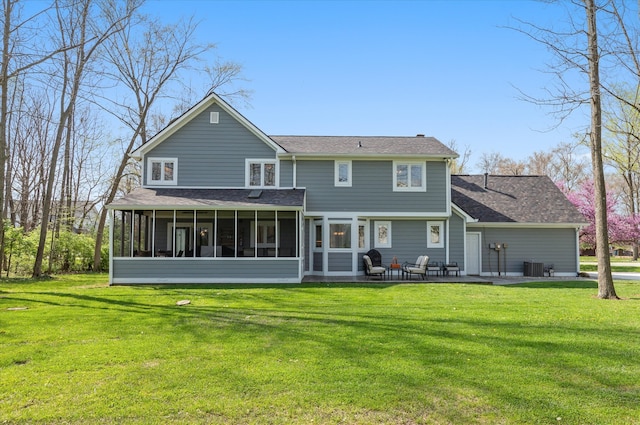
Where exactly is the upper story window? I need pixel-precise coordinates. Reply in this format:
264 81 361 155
334 160 352 187
246 159 277 187
393 161 426 192
147 158 177 185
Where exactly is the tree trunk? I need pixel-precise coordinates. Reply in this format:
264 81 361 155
585 0 618 299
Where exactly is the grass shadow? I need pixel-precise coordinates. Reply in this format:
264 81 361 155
503 280 598 289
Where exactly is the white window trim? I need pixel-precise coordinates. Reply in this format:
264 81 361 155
313 220 323 252
358 220 369 251
334 160 352 187
374 220 392 248
393 161 426 192
147 157 177 186
427 221 444 248
245 159 278 188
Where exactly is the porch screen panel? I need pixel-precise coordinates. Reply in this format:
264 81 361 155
175 210 195 257
153 211 172 257
196 210 214 257
238 211 254 257
278 211 297 257
113 211 123 257
256 211 276 257
217 211 235 257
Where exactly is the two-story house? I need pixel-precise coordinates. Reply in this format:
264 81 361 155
107 92 585 284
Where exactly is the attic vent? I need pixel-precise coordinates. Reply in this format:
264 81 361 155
210 112 219 124
248 190 263 199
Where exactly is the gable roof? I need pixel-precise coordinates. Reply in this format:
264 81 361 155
271 135 457 158
129 92 285 160
451 174 586 224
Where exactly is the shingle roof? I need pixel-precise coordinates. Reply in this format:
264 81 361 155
451 175 586 224
108 188 305 209
270 135 457 157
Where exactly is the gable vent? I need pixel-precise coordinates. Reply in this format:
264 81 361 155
210 112 219 124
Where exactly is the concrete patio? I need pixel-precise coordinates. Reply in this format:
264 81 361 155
302 274 592 285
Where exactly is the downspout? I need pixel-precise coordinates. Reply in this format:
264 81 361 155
292 155 297 188
108 209 114 285
576 227 581 276
445 219 450 264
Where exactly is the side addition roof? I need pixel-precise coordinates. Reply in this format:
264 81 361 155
451 175 586 225
271 135 458 158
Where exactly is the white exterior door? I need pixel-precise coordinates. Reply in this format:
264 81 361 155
466 232 481 275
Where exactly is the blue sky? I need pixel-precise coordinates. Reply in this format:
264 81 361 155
146 0 590 171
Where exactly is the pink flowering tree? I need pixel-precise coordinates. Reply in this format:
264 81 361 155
559 180 640 249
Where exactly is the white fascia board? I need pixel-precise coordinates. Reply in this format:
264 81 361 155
277 153 457 161
130 92 285 160
466 222 586 229
304 211 450 218
107 204 304 211
451 204 477 222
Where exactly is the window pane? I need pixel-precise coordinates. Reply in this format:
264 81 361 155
315 224 322 248
430 225 440 244
164 162 174 181
151 162 161 181
411 164 422 187
250 163 261 186
330 223 351 248
377 224 388 245
338 163 349 183
264 163 275 186
396 164 408 187
358 224 365 249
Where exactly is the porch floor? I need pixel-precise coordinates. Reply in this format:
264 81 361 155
302 274 588 285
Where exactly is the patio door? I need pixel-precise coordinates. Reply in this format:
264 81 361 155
466 232 481 275
175 227 190 257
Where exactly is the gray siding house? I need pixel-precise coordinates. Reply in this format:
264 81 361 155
107 93 585 284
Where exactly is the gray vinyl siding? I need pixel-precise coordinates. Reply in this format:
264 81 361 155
304 220 310 272
328 252 352 272
280 160 294 187
369 220 446 265
476 227 578 274
449 212 465 269
297 160 449 213
144 104 277 187
112 258 300 283
313 252 323 271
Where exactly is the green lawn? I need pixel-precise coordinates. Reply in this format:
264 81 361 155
580 256 640 272
2 274 640 424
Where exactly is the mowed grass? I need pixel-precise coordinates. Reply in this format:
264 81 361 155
580 256 640 272
1 275 640 424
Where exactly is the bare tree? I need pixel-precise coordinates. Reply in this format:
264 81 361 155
32 0 141 277
92 14 249 270
446 139 471 174
586 0 617 298
477 152 504 174
512 0 617 298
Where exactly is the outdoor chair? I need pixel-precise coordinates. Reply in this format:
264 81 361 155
363 254 386 280
427 261 442 277
365 249 383 267
402 255 429 280
444 262 460 276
